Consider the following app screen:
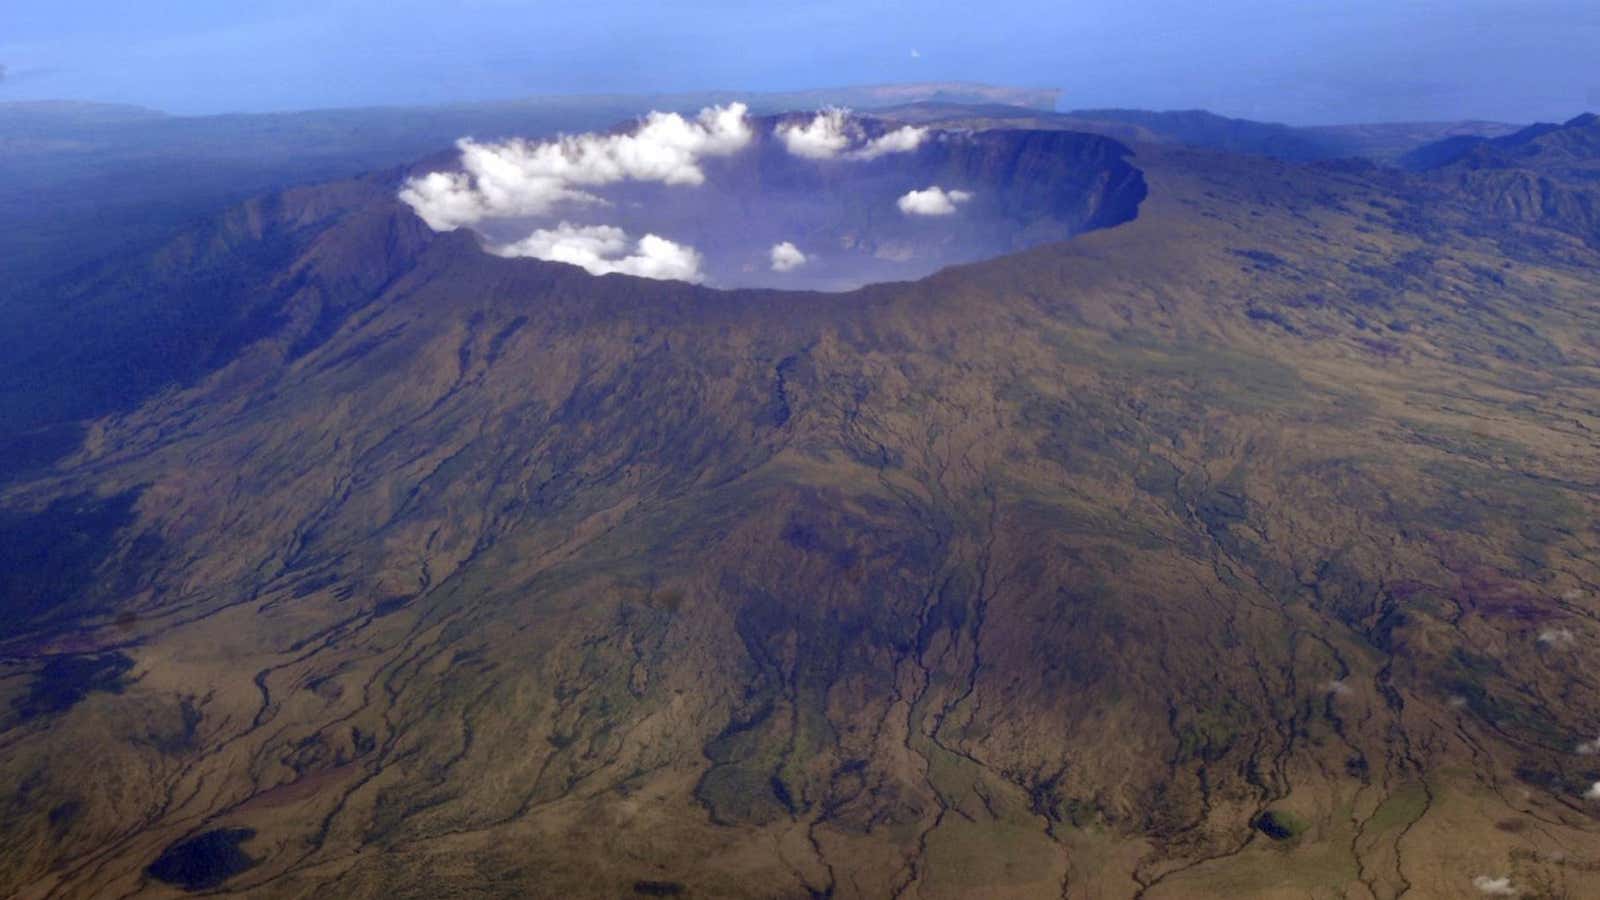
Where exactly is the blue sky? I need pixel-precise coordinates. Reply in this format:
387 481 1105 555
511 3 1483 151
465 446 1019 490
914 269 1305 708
2 0 1597 124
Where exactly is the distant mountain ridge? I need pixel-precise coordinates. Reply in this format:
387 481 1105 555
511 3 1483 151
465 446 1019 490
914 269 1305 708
0 100 168 127
883 104 1524 163
1404 111 1600 245
1400 112 1600 171
1062 107 1334 159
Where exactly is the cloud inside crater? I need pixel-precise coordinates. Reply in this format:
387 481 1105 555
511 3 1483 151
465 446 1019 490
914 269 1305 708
854 125 929 160
399 104 753 283
770 241 808 272
492 222 703 282
897 185 973 216
776 108 853 159
399 103 753 232
398 103 972 287
776 109 928 161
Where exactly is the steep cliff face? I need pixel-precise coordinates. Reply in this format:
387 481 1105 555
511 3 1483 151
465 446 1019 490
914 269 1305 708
927 127 1149 229
3 134 1600 899
0 176 437 479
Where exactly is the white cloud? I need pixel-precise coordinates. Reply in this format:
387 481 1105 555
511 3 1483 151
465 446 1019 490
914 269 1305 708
897 185 974 216
769 241 808 272
1538 626 1576 646
492 223 703 283
775 109 927 161
399 103 753 231
852 126 928 161
777 108 854 160
1472 875 1516 896
910 48 921 59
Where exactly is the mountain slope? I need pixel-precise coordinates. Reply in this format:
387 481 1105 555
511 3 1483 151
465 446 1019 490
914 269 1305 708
0 122 1146 472
1405 113 1600 247
3 136 1600 899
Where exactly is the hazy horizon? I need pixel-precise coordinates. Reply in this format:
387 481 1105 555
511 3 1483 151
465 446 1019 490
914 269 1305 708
3 82 1593 130
3 0 1599 126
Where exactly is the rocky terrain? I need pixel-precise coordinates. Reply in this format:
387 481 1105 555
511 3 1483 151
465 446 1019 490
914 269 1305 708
1409 113 1600 248
3 110 1600 899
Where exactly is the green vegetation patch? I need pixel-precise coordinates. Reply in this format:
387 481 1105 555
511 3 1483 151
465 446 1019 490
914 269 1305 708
1176 696 1255 763
1444 649 1568 744
1105 338 1311 412
1364 782 1429 832
1407 461 1582 563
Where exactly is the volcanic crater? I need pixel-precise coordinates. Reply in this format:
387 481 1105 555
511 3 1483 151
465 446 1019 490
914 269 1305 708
402 108 1149 291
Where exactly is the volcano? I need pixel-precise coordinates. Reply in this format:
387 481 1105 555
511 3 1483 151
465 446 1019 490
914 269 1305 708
2 109 1600 899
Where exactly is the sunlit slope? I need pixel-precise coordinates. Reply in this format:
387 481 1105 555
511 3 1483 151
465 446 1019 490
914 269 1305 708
3 137 1600 899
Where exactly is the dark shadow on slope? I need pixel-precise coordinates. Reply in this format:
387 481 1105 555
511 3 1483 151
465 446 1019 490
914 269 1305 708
0 489 143 641
146 828 259 892
11 653 135 722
